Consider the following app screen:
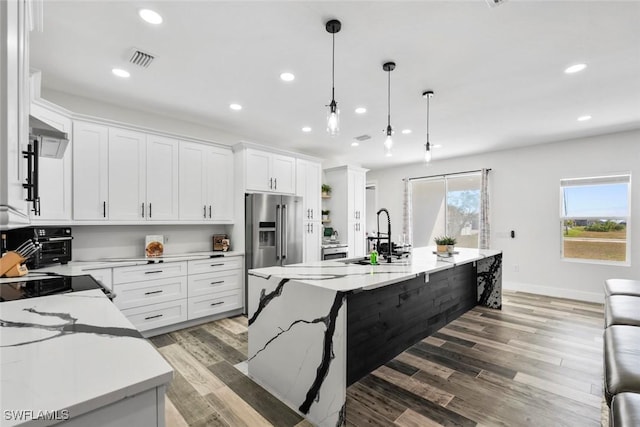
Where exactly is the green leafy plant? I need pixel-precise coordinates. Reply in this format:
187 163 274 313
321 184 332 194
434 235 457 245
322 210 330 215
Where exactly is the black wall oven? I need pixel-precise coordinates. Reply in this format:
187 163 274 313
5 227 72 269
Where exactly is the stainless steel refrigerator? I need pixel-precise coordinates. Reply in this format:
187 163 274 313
245 193 303 311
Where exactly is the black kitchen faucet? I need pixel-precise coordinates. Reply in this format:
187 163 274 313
376 208 392 263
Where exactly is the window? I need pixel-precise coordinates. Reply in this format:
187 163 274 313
560 174 630 264
410 173 481 248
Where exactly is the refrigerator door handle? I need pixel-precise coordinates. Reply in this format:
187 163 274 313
276 204 281 260
282 204 288 259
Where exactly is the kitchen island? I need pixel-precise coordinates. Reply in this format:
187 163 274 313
247 246 501 427
0 289 173 427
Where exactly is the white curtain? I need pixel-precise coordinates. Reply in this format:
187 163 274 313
402 178 412 245
479 168 491 249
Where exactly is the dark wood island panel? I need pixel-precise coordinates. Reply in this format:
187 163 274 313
346 262 477 386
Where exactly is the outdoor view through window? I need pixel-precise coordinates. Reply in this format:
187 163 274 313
560 174 630 264
410 173 481 248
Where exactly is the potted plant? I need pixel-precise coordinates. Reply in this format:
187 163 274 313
322 210 330 221
434 235 457 255
321 184 332 197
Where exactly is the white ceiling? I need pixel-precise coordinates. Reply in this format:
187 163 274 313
30 1 640 170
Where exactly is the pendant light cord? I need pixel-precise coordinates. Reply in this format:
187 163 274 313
387 70 391 128
331 33 335 100
426 94 430 143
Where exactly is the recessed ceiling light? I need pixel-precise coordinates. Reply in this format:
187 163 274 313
564 63 587 74
355 107 367 114
280 72 295 82
302 126 311 132
351 141 359 147
138 9 163 25
577 115 592 122
229 103 242 111
112 68 130 78
401 129 412 135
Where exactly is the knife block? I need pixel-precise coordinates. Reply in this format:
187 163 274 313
0 251 28 277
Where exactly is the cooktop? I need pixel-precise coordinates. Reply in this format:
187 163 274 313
0 274 110 302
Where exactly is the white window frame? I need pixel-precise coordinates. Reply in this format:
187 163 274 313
559 173 631 266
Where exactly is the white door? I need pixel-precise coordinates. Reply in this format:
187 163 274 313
305 161 321 221
179 141 208 220
207 147 234 221
108 128 146 220
303 221 322 262
73 121 109 220
272 154 295 194
30 104 72 221
245 149 272 192
146 134 179 220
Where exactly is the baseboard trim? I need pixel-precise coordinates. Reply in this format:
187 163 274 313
503 280 604 303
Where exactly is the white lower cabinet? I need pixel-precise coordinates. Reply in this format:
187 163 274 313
121 300 188 332
109 256 243 333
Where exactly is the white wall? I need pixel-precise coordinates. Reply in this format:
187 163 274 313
72 224 233 260
367 129 640 303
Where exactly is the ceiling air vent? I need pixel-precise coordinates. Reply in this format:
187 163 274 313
129 49 155 68
354 134 371 142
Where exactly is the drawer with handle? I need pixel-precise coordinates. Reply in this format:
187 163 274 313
187 290 242 320
188 270 242 298
121 299 188 332
113 261 187 284
187 257 242 275
113 276 188 310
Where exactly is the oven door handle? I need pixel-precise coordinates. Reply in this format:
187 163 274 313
38 236 74 242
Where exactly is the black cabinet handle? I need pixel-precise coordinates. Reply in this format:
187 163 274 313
210 280 224 285
274 178 277 189
210 263 224 267
204 205 207 218
141 203 145 217
144 314 163 320
149 203 152 218
103 201 106 218
144 289 163 295
269 178 273 189
210 301 224 307
144 270 163 274
209 205 212 218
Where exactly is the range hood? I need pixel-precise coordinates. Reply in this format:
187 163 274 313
29 115 69 159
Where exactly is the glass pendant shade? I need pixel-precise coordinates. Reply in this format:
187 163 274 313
384 126 393 150
327 100 339 136
424 143 432 162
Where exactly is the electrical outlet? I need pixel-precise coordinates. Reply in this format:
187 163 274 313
164 235 169 243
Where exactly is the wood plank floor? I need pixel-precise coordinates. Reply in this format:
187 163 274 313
149 291 607 427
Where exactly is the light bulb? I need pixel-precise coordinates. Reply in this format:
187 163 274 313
385 145 392 157
384 134 393 150
327 103 339 136
424 148 432 163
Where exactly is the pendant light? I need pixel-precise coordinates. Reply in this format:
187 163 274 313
383 61 396 157
422 90 434 163
326 19 341 136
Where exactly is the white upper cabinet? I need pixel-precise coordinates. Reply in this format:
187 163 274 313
73 121 109 220
245 148 295 194
207 146 233 221
179 141 234 222
296 159 321 222
108 128 147 221
29 102 73 221
146 134 179 220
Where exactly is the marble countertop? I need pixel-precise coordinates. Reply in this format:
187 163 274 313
248 246 501 292
0 251 243 284
0 289 173 427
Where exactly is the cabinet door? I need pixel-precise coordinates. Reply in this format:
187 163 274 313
73 121 109 220
179 141 208 220
353 170 366 221
30 103 72 221
303 221 322 262
146 134 179 220
245 149 272 192
296 159 321 221
108 128 146 220
207 147 234 221
348 221 366 257
272 154 295 194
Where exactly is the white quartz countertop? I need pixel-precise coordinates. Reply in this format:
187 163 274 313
0 289 173 427
0 251 243 284
248 246 501 292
